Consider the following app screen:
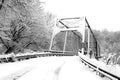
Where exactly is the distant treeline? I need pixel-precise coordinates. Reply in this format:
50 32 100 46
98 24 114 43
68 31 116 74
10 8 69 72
93 29 120 55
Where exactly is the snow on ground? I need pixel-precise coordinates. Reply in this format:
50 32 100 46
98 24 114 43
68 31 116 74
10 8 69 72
0 56 102 80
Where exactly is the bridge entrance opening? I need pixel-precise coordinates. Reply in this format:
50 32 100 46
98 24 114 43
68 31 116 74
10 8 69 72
49 17 85 55
51 30 82 55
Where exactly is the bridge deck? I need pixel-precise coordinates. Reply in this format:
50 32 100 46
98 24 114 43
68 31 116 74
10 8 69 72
0 56 101 80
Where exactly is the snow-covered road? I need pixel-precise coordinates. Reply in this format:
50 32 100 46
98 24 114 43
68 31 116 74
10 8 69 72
0 56 102 80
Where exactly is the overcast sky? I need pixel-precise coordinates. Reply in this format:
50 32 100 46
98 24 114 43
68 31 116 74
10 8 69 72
43 0 120 31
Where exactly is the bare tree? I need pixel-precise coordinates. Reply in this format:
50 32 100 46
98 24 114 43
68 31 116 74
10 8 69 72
0 0 43 54
0 0 55 54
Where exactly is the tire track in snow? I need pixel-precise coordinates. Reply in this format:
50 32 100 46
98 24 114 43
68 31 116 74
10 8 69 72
0 67 34 80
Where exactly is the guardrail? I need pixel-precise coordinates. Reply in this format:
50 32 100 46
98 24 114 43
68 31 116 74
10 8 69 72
45 50 78 55
0 51 76 63
80 57 120 80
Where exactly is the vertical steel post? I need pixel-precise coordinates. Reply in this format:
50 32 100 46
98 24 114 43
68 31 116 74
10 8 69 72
81 17 86 55
49 32 55 51
76 34 79 52
49 19 57 51
63 31 68 54
88 27 90 55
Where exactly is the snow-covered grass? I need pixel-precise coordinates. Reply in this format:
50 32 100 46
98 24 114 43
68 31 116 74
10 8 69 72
0 56 102 80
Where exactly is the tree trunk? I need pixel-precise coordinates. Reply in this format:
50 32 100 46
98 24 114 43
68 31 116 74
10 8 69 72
5 47 14 54
0 0 5 10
